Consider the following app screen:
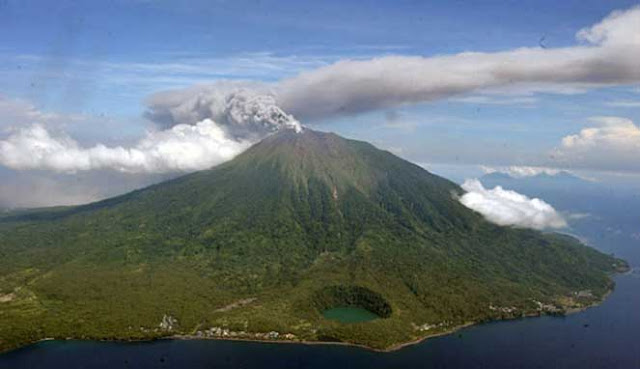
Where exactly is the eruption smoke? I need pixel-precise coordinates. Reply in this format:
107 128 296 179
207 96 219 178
1 6 639 174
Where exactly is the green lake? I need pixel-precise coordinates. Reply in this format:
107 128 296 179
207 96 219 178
322 307 380 323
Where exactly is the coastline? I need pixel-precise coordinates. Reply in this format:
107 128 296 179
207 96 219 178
167 320 479 353
165 281 620 353
1 275 625 356
0 321 479 355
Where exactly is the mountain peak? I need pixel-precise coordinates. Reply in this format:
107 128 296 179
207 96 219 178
260 127 341 148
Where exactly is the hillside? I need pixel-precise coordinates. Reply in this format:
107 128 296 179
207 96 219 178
0 129 626 352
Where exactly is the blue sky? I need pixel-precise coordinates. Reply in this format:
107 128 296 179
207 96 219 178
2 0 638 112
4 0 637 55
1 0 639 207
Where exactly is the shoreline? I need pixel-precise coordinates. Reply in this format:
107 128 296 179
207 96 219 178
1 277 624 356
168 320 480 353
165 283 619 353
1 321 480 355
2 303 599 356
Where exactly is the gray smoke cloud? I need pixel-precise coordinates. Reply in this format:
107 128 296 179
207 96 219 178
1 6 639 175
277 6 640 121
142 6 639 127
144 82 301 138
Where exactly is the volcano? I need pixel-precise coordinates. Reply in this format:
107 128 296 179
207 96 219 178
0 129 625 351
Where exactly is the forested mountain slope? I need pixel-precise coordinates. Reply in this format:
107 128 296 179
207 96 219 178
0 129 626 352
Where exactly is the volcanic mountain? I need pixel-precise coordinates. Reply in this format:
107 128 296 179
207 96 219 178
0 129 626 351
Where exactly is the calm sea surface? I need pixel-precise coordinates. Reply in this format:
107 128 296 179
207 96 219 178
2 236 639 369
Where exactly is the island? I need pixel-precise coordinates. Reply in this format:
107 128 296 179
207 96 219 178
0 129 628 353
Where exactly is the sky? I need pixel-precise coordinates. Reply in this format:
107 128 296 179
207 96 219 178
1 0 640 210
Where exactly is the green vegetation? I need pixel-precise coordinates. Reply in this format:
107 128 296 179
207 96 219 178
0 129 627 352
314 285 392 319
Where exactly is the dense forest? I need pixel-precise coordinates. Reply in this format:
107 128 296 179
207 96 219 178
0 129 626 352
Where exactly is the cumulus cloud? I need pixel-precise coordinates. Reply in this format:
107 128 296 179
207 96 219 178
459 179 567 230
0 86 303 174
552 116 640 172
0 120 251 173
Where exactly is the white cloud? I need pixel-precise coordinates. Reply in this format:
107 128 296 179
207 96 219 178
481 165 563 178
459 179 567 230
0 120 252 173
567 212 591 220
575 7 640 46
0 86 303 174
553 116 640 172
605 100 640 107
